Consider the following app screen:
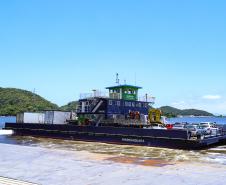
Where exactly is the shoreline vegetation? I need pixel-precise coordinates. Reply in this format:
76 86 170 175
0 87 215 117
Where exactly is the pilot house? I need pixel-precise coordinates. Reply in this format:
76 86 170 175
76 84 154 121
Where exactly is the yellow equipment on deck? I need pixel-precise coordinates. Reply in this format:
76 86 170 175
148 109 163 125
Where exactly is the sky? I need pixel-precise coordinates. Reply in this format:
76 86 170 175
0 0 226 114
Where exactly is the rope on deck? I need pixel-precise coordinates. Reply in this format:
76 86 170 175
0 176 40 185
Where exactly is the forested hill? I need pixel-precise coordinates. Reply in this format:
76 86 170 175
160 106 214 117
60 101 78 111
0 87 58 115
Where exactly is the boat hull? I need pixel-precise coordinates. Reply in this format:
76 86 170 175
5 123 226 150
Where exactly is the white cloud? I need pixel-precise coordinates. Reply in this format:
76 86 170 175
202 95 221 100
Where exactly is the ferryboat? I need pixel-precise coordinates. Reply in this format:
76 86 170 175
4 75 226 149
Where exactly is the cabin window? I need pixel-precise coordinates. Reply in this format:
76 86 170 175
136 103 141 107
117 101 121 106
128 90 135 94
131 102 135 107
125 102 131 107
125 101 131 107
109 100 113 105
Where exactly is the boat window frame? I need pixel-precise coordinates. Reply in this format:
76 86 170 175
109 100 113 105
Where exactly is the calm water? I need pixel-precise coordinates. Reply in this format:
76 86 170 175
168 116 226 124
0 116 226 166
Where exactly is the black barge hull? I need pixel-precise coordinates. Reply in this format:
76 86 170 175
4 123 226 150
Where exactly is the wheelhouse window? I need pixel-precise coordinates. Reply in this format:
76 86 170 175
109 100 113 105
136 103 142 107
125 101 131 107
143 103 148 108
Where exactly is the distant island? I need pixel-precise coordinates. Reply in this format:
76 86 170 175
0 87 214 117
159 106 214 117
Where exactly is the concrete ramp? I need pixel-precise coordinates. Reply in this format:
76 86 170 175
0 176 40 185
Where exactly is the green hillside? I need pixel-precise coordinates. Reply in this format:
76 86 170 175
160 106 214 117
0 87 58 115
60 101 78 111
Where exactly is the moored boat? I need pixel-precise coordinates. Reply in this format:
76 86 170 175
4 75 226 149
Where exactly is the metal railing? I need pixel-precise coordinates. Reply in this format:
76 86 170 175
138 96 155 103
109 93 120 99
80 91 108 99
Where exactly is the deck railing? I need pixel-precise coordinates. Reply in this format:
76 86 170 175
138 96 155 103
79 91 108 99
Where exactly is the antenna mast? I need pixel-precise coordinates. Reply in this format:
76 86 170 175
116 73 120 85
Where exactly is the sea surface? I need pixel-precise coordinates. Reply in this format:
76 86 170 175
0 116 226 167
167 116 226 124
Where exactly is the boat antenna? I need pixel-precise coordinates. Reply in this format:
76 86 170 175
116 73 120 85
